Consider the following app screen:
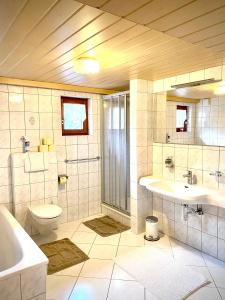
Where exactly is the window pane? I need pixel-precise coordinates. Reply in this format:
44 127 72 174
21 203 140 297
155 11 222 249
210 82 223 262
64 103 86 130
176 108 187 128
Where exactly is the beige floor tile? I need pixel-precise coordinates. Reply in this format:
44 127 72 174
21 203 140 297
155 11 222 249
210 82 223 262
112 265 135 281
39 217 225 300
107 279 145 300
119 231 144 247
144 234 171 249
80 259 114 279
81 214 104 222
171 242 206 266
54 230 74 240
219 288 225 299
202 253 225 268
54 262 84 277
32 232 58 246
94 234 121 245
71 231 96 244
76 223 96 233
57 221 80 233
33 228 76 246
116 245 141 257
76 243 92 255
145 289 159 300
208 267 225 288
46 275 77 300
89 244 117 259
187 287 221 300
69 277 110 300
189 266 215 287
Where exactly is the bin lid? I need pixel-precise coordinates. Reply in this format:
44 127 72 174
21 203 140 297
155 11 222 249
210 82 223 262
146 216 158 223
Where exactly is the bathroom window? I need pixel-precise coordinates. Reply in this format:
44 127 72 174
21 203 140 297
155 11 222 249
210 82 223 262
61 97 89 135
176 105 188 132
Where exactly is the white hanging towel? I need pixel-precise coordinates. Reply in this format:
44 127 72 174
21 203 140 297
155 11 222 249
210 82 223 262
25 152 48 172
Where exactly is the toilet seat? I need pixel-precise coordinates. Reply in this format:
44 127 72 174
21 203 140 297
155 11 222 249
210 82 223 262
30 204 62 219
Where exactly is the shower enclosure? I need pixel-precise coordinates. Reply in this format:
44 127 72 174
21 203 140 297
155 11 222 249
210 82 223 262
101 92 130 215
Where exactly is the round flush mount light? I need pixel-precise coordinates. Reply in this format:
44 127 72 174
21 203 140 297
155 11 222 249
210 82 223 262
74 57 100 74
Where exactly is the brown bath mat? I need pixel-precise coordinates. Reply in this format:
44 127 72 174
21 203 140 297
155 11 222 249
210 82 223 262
83 215 130 237
39 238 89 275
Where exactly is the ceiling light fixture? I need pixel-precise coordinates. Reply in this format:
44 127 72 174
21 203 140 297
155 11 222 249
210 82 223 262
74 57 100 74
214 85 225 95
214 81 225 95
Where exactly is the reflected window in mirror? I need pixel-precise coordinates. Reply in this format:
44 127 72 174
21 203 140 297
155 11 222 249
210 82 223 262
176 105 189 132
61 97 89 135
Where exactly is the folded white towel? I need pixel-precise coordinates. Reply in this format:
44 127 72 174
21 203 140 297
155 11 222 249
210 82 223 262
25 152 48 172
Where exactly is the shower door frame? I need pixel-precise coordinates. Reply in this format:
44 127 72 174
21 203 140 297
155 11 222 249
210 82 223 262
101 91 130 216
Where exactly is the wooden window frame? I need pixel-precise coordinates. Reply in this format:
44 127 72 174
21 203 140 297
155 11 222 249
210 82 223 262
176 105 188 132
61 96 89 136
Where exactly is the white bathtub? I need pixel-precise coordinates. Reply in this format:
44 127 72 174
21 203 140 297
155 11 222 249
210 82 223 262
0 205 48 299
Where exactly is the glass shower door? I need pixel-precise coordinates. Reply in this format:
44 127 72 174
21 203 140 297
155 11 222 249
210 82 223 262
102 93 130 214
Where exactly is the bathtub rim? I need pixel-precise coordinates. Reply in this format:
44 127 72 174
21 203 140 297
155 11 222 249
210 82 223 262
0 205 48 280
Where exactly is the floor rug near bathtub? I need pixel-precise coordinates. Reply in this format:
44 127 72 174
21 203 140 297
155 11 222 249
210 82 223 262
83 215 130 237
40 238 89 275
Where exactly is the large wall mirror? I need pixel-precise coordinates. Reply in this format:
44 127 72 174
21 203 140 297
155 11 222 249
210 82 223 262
153 80 225 146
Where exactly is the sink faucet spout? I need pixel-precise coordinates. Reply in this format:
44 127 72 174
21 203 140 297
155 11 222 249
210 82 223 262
183 170 193 185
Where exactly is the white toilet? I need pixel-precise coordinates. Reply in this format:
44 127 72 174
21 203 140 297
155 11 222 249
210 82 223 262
29 204 62 234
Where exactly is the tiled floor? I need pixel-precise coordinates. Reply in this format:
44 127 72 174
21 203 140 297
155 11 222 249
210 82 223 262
33 215 225 300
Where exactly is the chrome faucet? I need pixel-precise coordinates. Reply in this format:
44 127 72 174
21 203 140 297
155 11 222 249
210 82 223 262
183 170 193 185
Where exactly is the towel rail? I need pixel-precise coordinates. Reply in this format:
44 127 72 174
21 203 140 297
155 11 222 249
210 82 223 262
65 156 101 164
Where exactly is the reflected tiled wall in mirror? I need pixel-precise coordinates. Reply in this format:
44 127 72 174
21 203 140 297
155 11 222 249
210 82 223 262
153 92 225 147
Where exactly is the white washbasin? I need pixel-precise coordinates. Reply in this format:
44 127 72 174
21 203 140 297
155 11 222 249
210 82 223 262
139 176 225 208
146 180 210 203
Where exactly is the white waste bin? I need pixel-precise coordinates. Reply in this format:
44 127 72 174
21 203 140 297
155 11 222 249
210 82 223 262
144 216 160 241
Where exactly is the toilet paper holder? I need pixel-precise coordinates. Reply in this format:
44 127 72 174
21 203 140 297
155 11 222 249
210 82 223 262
58 174 69 185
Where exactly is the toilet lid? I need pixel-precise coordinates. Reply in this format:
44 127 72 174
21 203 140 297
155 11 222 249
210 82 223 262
30 204 62 219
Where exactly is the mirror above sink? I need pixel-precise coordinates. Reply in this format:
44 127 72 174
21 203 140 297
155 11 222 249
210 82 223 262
153 79 225 147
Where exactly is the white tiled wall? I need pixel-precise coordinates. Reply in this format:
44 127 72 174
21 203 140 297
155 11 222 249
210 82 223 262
130 79 153 233
101 204 130 227
152 92 167 143
195 96 225 146
0 84 101 227
152 142 225 260
11 152 58 234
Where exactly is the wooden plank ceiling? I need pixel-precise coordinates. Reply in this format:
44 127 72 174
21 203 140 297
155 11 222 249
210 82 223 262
0 0 225 89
